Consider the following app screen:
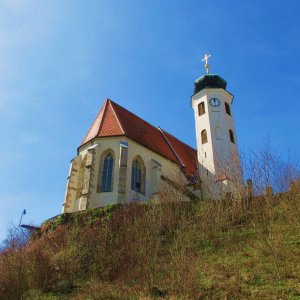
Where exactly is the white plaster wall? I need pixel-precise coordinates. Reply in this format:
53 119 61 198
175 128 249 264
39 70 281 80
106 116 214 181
78 138 121 208
77 136 188 209
124 138 187 202
192 93 215 175
192 88 239 180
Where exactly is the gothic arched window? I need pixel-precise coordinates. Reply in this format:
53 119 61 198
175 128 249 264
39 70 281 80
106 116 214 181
229 129 235 144
97 150 114 192
201 129 208 144
102 154 113 192
131 157 146 195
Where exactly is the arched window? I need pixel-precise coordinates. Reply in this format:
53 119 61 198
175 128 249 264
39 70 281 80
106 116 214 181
198 102 205 116
201 129 208 144
229 129 235 144
97 150 114 192
225 102 231 115
101 154 113 191
131 157 146 195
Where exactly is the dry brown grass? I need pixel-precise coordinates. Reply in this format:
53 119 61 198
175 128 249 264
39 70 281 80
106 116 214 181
1 189 299 300
1 144 300 299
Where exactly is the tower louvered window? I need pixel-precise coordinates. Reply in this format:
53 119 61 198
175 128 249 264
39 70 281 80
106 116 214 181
225 102 231 115
229 129 235 144
198 102 205 116
101 154 114 192
201 129 208 144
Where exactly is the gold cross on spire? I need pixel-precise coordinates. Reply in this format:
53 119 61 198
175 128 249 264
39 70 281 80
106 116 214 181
202 53 211 74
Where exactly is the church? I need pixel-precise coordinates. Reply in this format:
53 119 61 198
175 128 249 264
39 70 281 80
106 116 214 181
62 57 240 213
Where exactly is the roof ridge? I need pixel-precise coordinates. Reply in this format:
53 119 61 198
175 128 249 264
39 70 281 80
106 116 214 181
96 99 110 136
110 100 163 132
108 100 125 134
157 126 185 168
160 128 196 151
81 99 108 144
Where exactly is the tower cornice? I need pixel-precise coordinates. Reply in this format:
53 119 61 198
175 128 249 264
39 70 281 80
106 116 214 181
191 88 234 107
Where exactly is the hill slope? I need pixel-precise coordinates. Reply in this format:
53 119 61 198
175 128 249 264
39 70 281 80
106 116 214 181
1 190 300 300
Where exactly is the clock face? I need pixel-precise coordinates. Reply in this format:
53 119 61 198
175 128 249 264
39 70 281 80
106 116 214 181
209 98 221 107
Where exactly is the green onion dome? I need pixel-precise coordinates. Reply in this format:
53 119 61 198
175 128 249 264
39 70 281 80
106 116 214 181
193 74 227 95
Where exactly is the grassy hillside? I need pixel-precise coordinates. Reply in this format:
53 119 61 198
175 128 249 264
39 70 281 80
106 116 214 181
0 187 300 300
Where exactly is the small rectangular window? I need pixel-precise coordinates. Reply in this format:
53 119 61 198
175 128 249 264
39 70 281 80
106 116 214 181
229 129 235 143
225 102 231 115
198 102 205 116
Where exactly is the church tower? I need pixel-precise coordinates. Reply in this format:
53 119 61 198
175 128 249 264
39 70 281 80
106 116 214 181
191 55 240 195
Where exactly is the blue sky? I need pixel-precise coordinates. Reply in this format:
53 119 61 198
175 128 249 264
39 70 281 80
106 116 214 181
1 0 300 242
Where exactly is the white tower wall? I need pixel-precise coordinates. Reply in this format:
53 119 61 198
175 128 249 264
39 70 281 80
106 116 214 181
192 85 240 196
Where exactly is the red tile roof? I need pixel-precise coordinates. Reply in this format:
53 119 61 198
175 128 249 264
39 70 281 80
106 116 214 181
80 99 197 178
